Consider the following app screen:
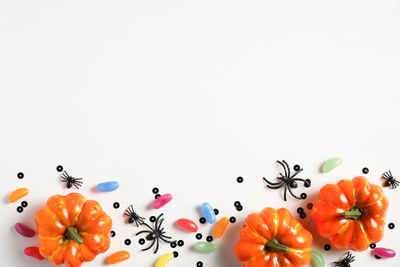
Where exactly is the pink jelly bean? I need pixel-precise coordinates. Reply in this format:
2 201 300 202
373 247 396 258
15 223 35 237
177 218 198 232
24 247 44 260
152 193 173 209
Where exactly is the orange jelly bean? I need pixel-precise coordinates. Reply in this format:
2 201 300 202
8 187 29 203
214 217 229 238
107 251 130 264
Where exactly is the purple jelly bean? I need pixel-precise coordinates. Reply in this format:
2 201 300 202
15 223 35 237
152 193 172 209
373 247 396 258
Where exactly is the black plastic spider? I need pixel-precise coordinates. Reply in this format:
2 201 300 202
263 160 311 201
61 171 83 189
382 171 399 189
124 205 145 226
136 213 175 254
332 252 355 267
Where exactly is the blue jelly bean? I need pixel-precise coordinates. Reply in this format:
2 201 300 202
201 202 216 224
96 181 119 192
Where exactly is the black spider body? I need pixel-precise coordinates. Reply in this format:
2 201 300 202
146 233 156 240
61 171 83 189
124 205 145 226
382 171 399 189
263 160 311 201
332 252 355 267
136 213 175 254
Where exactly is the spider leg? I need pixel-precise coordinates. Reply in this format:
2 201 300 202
263 177 283 186
287 186 302 200
141 239 155 252
74 178 83 181
73 183 81 189
125 206 131 214
159 235 173 243
154 237 160 254
277 161 288 179
290 178 307 185
142 222 155 231
346 252 355 261
267 184 284 189
290 169 303 179
135 220 139 227
282 160 291 179
160 234 172 239
156 218 164 231
138 218 145 225
278 173 286 180
136 230 153 236
154 214 164 230
283 185 288 201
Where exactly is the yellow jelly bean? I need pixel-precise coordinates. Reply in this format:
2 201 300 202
107 250 130 264
214 217 229 238
8 187 29 203
155 252 178 267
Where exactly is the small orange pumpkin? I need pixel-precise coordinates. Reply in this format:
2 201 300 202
35 193 112 267
311 176 389 251
235 207 312 267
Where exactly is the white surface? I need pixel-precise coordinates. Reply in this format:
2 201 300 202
1 1 400 266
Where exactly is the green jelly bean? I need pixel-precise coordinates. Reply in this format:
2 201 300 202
311 250 325 267
321 157 342 173
194 241 217 253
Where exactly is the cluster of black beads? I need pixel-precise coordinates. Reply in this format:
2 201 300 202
297 207 306 219
152 187 161 199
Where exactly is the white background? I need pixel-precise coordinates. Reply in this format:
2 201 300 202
1 0 400 266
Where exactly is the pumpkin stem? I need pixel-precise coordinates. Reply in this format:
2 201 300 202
265 238 289 253
343 207 362 220
64 227 83 244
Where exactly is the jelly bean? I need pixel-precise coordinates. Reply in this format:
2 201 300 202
194 241 217 253
310 250 325 267
201 202 216 224
106 250 130 264
15 223 35 237
24 247 44 260
152 194 173 209
214 217 229 238
321 157 342 173
8 187 29 203
155 251 178 267
96 181 119 192
176 218 198 232
373 247 396 258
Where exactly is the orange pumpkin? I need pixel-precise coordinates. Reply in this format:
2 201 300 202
35 193 112 267
235 207 312 267
311 176 389 251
